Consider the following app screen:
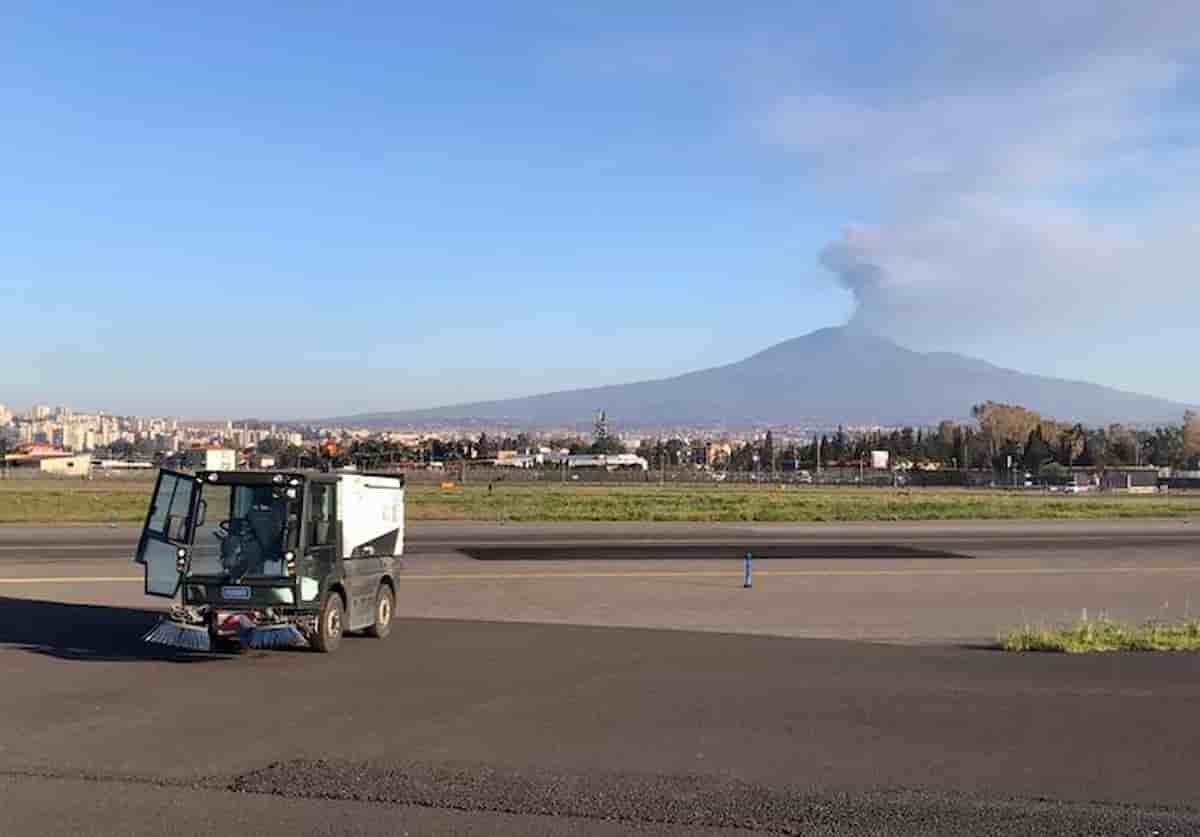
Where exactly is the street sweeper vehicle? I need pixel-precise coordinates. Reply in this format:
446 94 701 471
135 469 403 653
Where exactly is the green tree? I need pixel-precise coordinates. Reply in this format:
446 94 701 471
1022 427 1053 471
1039 461 1070 484
830 426 847 463
256 437 285 456
1184 411 1200 469
729 441 756 471
1075 437 1095 467
1056 425 1086 466
588 436 627 455
276 444 311 468
1105 424 1137 465
936 420 957 463
1085 430 1109 469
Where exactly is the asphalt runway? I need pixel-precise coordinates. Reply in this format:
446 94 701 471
2 520 1200 834
3 520 1200 643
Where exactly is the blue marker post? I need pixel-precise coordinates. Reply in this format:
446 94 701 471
743 551 753 588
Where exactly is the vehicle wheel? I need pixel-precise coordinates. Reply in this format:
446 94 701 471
366 583 394 639
311 592 344 653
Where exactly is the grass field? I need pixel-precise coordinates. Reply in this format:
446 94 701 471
1002 617 1200 653
2 478 1199 524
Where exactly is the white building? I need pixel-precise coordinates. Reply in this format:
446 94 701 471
564 453 649 472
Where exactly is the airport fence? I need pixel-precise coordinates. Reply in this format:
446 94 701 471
5 465 1189 494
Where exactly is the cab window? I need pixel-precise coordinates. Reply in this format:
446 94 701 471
309 483 336 547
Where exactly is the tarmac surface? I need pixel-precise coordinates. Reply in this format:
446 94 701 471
4 520 1200 643
2 520 1200 834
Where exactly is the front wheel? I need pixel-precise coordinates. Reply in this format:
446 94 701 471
311 592 344 653
366 583 395 639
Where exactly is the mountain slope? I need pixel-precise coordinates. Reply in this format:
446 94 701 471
337 328 1192 427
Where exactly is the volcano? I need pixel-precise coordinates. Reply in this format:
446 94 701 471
336 328 1192 428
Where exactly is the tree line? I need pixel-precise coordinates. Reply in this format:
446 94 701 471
300 404 1200 475
74 403 1200 476
721 405 1200 475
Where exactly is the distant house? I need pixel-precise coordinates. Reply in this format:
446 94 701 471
3 446 92 477
495 452 539 468
563 453 648 472
94 459 154 471
246 453 277 470
164 448 237 472
1101 468 1160 493
1163 470 1200 491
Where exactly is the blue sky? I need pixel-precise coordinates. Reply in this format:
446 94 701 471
4 3 1198 418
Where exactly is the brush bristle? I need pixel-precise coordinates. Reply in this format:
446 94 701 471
243 625 306 650
143 620 212 652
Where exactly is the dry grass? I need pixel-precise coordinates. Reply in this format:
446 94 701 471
2 478 1198 525
0 478 152 524
404 484 1200 523
1002 617 1200 653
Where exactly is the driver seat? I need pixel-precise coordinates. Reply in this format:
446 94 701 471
246 506 283 575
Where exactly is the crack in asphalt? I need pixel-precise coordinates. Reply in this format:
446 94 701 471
0 766 226 791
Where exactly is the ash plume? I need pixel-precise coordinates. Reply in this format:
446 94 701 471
767 4 1200 347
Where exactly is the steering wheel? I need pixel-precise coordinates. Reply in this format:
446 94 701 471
217 518 254 535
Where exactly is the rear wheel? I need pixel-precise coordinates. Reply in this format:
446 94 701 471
311 592 344 653
366 583 394 639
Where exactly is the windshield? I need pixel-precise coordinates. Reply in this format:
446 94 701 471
188 483 299 579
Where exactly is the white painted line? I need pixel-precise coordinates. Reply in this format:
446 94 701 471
400 566 1200 580
0 576 140 584
0 545 135 551
3 566 1199 586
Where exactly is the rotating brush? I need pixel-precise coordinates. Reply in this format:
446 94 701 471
142 619 212 652
242 623 308 650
